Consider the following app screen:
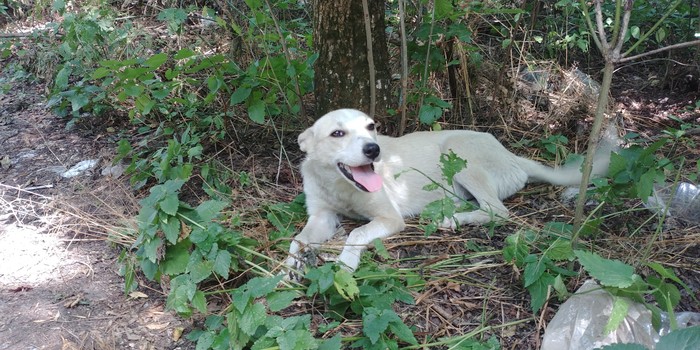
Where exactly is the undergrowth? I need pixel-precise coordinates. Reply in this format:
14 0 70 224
2 0 699 348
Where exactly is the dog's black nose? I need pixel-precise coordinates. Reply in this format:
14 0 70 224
363 143 380 160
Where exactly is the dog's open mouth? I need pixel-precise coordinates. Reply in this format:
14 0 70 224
338 163 383 192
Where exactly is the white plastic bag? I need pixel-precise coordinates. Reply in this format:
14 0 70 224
541 280 659 350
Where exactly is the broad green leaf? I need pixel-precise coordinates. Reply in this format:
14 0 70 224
213 250 231 279
248 98 266 124
637 170 657 200
174 48 195 60
333 269 359 301
306 264 336 295
656 326 700 350
189 259 213 283
604 297 630 335
195 330 215 350
159 193 180 216
434 0 453 19
318 335 342 350
239 302 267 336
266 291 298 312
527 272 555 314
161 239 191 275
523 254 548 288
195 200 228 223
655 27 667 43
55 65 71 89
503 231 529 266
545 238 574 261
372 238 391 260
160 216 180 244
277 329 317 350
69 93 89 112
388 320 418 345
91 67 111 80
439 151 467 186
418 104 442 125
630 26 641 39
143 53 168 69
191 290 207 313
646 262 687 287
595 344 648 350
247 275 283 298
230 87 251 105
363 307 392 344
142 236 162 263
575 250 638 288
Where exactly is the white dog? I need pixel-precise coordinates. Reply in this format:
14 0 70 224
286 109 615 273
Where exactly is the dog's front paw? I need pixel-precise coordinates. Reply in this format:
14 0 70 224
440 216 458 230
283 248 320 282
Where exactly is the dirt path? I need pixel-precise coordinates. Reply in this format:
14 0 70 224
0 76 194 349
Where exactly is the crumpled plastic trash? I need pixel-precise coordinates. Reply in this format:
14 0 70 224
645 182 700 224
542 280 658 350
541 280 700 350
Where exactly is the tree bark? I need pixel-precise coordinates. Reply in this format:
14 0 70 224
313 0 392 121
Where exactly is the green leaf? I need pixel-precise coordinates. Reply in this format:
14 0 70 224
604 296 630 335
143 53 168 69
545 238 574 261
372 239 391 260
418 104 442 125
213 250 231 279
189 259 213 283
160 216 180 244
434 0 453 19
656 326 700 350
527 272 555 314
266 291 298 312
595 344 648 350
388 319 418 345
195 200 228 223
69 93 89 112
55 65 71 89
247 275 283 298
503 231 530 266
174 48 195 60
195 330 215 350
124 84 145 97
575 250 638 288
636 170 657 200
159 193 180 216
318 334 342 350
306 264 335 295
523 254 548 288
230 87 251 105
91 67 111 80
277 329 317 350
239 302 267 336
192 290 207 313
363 307 393 344
161 239 191 275
439 151 467 186
333 269 359 301
248 98 266 124
630 26 641 39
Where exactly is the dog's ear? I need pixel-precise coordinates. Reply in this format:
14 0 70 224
298 127 314 153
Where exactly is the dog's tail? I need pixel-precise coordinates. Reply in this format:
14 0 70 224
520 124 620 187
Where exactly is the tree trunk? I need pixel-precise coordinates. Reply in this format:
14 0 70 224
313 0 392 121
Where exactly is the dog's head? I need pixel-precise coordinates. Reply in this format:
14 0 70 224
299 109 383 192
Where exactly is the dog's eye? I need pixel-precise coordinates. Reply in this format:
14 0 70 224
367 123 375 131
330 130 345 137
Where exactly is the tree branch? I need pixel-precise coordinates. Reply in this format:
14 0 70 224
618 39 700 63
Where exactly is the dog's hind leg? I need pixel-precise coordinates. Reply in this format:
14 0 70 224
446 170 510 226
286 209 339 273
337 216 405 271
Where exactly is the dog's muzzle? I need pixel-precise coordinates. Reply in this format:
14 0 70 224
338 142 383 192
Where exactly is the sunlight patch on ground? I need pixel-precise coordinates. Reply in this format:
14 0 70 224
0 221 85 288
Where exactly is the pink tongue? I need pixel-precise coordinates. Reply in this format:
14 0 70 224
351 165 383 192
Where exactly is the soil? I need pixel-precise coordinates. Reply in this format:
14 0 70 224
1 43 699 350
0 79 195 349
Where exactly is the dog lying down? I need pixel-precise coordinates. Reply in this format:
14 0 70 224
286 108 617 273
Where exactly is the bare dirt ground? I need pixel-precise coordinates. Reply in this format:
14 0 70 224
0 77 195 349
